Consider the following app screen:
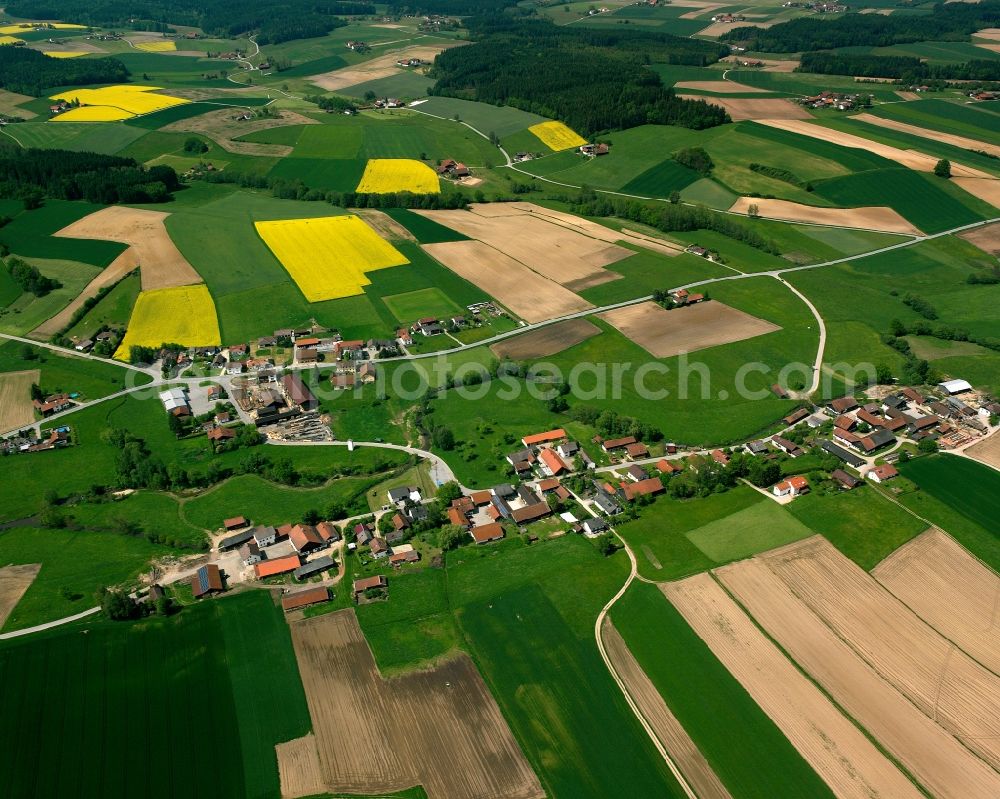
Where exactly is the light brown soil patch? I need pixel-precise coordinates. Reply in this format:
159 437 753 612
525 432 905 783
31 250 137 338
729 196 922 235
310 44 461 91
975 42 1000 53
875 528 1000 675
952 176 1000 209
664 573 923 799
0 369 40 431
697 20 774 37
490 318 601 359
965 428 1000 467
599 300 780 358
55 206 201 291
756 58 800 72
674 80 770 93
756 118 993 177
678 3 726 18
681 96 809 121
855 111 1000 157
619 229 684 255
418 206 631 290
0 88 36 119
894 90 921 101
716 553 1000 799
759 536 1000 770
602 618 733 799
162 108 318 156
353 208 416 241
976 27 1000 40
0 564 40 628
289 610 544 799
276 734 326 799
424 240 593 323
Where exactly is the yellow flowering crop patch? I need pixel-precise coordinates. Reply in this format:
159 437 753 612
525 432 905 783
53 106 133 122
0 23 86 34
43 51 88 58
134 40 176 52
356 158 440 194
114 285 221 360
528 121 588 151
255 215 410 302
0 35 25 45
50 85 189 120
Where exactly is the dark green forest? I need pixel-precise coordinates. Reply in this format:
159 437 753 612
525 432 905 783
6 0 367 42
799 51 1000 81
429 18 729 134
0 147 181 204
0 47 129 97
722 2 1000 52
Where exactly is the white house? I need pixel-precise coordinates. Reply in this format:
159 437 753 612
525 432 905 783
772 476 809 497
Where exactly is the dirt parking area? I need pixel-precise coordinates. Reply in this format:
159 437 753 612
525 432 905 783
289 610 543 799
680 96 809 121
55 206 201 291
756 119 992 177
729 197 922 235
716 553 1000 799
874 528 1000 675
0 564 40 628
424 240 592 323
664 572 922 799
0 369 40 431
418 207 631 291
759 536 1000 771
162 108 318 156
599 300 780 358
958 220 1000 255
310 44 462 91
602 618 733 799
490 318 601 359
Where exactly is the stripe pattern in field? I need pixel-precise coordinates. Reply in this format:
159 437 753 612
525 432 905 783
873 528 1000 675
663 572 924 799
0 369 40 431
255 215 409 302
713 547 1000 799
288 610 543 799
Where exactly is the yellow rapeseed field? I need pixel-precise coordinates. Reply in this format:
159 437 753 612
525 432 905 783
356 159 440 194
528 121 588 151
255 215 410 302
0 35 24 45
114 284 221 360
134 40 177 52
50 85 189 122
0 23 86 34
43 51 88 58
53 106 133 122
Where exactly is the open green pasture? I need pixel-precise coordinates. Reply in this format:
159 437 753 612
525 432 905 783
382 287 462 322
65 272 140 340
0 201 126 267
0 339 138 402
410 96 547 138
0 591 310 799
611 581 835 799
3 121 147 154
0 257 100 336
865 98 1000 145
686 497 813 561
726 69 903 101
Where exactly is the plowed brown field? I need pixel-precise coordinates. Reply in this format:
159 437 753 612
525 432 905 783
490 319 601 359
0 564 39 628
289 610 543 799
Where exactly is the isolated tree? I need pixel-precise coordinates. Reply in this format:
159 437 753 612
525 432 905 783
934 159 951 179
100 588 141 621
596 532 617 557
747 203 759 218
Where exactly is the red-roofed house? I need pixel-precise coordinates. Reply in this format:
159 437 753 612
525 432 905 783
867 464 899 484
621 477 664 501
470 522 504 544
625 442 649 459
223 516 249 531
522 429 567 447
657 459 682 474
711 449 729 465
773 476 809 497
538 447 568 476
289 524 325 554
255 554 301 579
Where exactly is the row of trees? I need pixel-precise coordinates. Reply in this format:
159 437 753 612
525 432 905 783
798 51 1000 83
0 146 180 204
0 47 128 96
722 2 1000 52
428 17 729 135
569 194 781 255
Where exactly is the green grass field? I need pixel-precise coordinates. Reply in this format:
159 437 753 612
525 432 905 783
617 486 764 580
619 157 701 196
787 485 928 569
4 122 147 155
67 491 209 550
410 96 547 138
65 272 140 340
686 498 813 561
0 258 101 336
0 201 127 267
0 340 138 401
0 591 310 798
611 581 836 799
814 168 990 234
382 207 470 243
382 287 462 323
